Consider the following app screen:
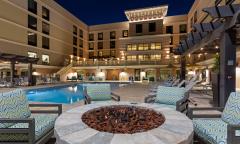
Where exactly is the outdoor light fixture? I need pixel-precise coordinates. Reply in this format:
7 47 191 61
215 45 219 49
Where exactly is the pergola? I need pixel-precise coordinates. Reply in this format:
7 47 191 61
0 53 39 86
174 3 240 107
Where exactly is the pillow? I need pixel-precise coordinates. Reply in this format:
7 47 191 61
0 89 31 128
222 92 240 125
86 84 112 101
155 86 186 105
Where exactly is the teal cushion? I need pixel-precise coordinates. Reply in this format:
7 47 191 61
86 84 112 101
222 92 240 125
155 86 185 105
0 114 57 142
0 89 31 128
193 118 227 144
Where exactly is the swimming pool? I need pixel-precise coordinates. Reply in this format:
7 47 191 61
25 83 127 104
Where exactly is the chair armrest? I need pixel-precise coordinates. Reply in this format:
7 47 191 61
145 95 156 103
176 93 189 113
111 92 120 101
0 118 35 143
228 124 240 144
83 88 92 104
29 103 62 116
188 107 224 119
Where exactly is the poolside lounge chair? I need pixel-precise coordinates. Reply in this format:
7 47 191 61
145 86 189 113
0 89 62 144
189 92 240 144
83 84 121 104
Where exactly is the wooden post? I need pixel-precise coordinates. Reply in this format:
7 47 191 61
219 28 236 107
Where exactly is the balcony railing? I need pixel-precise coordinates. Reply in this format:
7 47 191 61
72 59 179 67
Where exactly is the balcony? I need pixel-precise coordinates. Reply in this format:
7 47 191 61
72 59 179 68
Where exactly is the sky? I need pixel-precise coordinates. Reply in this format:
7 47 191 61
55 0 195 25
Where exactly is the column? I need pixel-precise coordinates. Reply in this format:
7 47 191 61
180 56 186 81
28 63 33 86
10 60 15 87
219 28 236 107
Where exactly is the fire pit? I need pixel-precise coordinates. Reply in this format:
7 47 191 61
82 105 165 134
55 102 194 144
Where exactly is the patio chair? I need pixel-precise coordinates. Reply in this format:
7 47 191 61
145 86 189 113
189 92 240 144
0 89 62 144
83 84 121 104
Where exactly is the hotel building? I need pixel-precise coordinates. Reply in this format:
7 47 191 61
0 0 239 82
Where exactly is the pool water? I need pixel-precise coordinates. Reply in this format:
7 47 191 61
26 83 127 104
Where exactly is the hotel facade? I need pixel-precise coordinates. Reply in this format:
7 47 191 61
0 0 239 82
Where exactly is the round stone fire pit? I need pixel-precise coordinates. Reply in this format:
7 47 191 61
55 102 193 144
82 105 165 134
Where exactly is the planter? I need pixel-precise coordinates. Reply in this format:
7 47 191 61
211 72 220 107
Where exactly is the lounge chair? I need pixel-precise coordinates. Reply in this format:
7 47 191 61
0 89 62 144
145 86 189 113
83 84 120 104
189 92 240 144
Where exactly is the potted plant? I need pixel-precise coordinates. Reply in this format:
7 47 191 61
211 53 220 106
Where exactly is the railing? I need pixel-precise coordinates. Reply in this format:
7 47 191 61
72 60 179 67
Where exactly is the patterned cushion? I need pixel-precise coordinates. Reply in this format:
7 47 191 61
193 118 227 144
0 89 31 128
86 84 112 101
155 86 186 105
222 92 240 125
0 114 57 142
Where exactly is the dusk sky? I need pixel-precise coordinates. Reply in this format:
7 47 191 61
55 0 195 25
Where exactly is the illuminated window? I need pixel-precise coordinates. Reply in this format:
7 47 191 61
79 29 83 38
28 52 37 58
138 44 144 51
127 44 137 51
110 31 116 39
73 25 77 35
151 55 161 60
89 43 94 50
138 55 144 60
42 22 49 35
98 51 103 57
98 33 103 40
89 34 94 41
143 44 148 50
127 55 137 61
28 32 37 46
42 6 50 21
79 39 83 48
122 30 128 37
98 42 103 49
150 43 161 50
42 54 49 64
179 24 187 33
